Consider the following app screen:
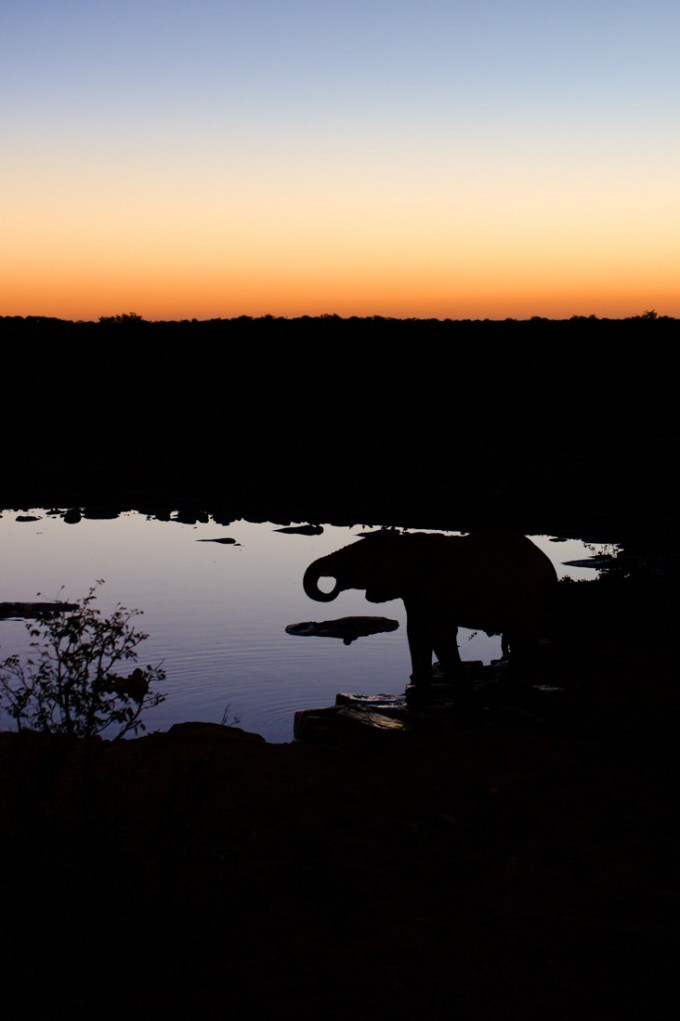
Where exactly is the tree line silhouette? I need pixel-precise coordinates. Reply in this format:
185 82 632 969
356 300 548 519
1 314 677 543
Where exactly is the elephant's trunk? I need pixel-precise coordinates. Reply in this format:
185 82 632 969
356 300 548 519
303 561 341 602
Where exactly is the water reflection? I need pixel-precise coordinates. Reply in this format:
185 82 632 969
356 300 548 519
0 511 611 743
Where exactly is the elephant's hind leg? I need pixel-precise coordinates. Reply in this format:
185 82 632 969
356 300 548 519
500 631 541 691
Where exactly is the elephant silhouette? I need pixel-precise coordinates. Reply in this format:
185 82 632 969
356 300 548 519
303 528 557 696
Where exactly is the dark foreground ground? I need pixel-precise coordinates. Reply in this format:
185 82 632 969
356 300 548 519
1 316 678 1018
1 567 678 1020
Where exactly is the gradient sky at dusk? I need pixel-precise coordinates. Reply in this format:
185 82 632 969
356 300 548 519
3 0 678 320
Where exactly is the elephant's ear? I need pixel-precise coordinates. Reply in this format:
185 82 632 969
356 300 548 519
365 545 413 603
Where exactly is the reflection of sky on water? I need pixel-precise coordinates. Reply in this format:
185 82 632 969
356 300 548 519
0 512 613 743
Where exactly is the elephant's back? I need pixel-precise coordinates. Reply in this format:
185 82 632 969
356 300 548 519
453 529 557 634
464 529 555 575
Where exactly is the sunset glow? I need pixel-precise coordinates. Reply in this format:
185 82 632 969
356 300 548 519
3 1 678 320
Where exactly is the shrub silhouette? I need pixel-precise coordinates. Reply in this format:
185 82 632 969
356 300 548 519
0 582 166 739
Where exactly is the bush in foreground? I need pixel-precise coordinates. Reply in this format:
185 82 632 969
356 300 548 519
0 582 166 739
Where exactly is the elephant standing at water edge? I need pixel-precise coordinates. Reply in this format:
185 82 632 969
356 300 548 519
303 529 558 698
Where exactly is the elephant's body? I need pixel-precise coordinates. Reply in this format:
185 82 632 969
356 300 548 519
303 529 557 690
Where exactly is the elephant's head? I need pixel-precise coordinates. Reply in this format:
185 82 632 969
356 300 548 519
303 532 406 604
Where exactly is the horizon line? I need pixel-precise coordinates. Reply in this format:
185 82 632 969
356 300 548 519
1 310 672 326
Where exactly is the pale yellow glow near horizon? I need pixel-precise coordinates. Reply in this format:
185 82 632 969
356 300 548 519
3 131 677 321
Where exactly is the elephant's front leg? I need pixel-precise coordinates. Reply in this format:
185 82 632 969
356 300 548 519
431 617 476 704
432 631 463 679
404 602 435 687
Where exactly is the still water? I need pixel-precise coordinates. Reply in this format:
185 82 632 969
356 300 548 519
0 511 609 743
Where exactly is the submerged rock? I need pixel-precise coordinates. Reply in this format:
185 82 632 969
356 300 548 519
0 600 78 620
285 615 399 645
294 704 408 741
274 524 323 535
83 506 121 520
